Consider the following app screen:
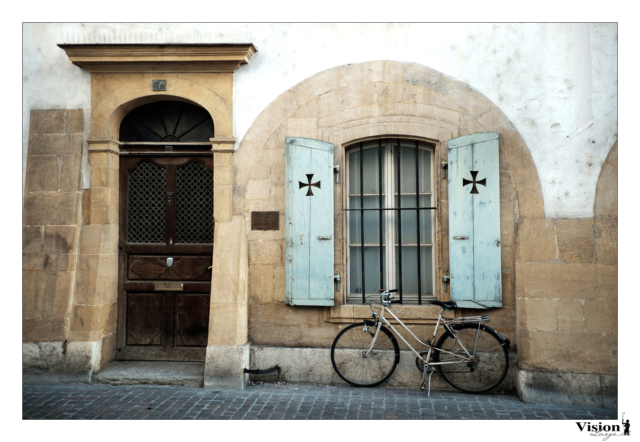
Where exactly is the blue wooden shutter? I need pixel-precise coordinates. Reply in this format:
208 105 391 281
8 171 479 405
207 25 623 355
448 133 502 308
285 137 335 306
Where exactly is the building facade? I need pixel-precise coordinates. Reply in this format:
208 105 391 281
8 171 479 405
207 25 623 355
22 23 618 407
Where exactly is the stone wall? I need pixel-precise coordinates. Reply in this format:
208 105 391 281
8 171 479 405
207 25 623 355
516 140 618 407
234 61 542 355
23 109 101 382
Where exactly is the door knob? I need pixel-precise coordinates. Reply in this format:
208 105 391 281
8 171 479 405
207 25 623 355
167 257 174 267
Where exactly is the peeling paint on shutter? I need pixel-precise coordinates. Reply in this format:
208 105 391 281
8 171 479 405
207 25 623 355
285 137 335 306
448 133 502 309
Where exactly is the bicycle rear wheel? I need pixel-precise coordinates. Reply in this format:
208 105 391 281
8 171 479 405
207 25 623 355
434 323 509 394
331 322 400 387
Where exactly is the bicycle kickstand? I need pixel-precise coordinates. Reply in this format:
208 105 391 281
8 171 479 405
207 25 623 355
420 364 436 397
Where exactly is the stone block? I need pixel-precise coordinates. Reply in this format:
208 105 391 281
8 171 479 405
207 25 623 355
208 301 248 346
248 325 302 347
64 341 101 378
213 151 232 167
273 265 286 303
30 109 65 134
300 325 340 348
584 300 617 333
245 179 271 200
22 270 51 318
43 226 78 255
383 61 404 83
287 118 318 138
363 61 385 83
74 254 118 305
203 344 250 390
23 317 69 342
24 156 60 192
269 149 286 186
52 271 75 318
249 149 271 181
317 85 364 118
517 369 617 408
518 329 617 374
23 226 43 254
594 216 617 263
516 218 556 262
79 224 118 255
518 262 602 300
59 155 82 192
248 240 283 265
213 185 232 223
556 299 584 332
232 185 245 216
213 166 232 186
500 200 516 248
88 187 118 225
100 333 117 369
65 109 84 134
71 304 112 332
23 255 45 272
291 99 318 119
249 303 323 328
265 124 287 150
595 263 617 300
501 245 515 270
210 215 248 305
23 341 66 374
518 298 557 331
28 134 83 156
500 169 515 201
501 271 515 307
249 264 274 303
555 218 595 263
53 254 77 272
23 192 80 226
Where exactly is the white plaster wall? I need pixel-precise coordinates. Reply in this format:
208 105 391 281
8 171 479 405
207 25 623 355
22 23 617 218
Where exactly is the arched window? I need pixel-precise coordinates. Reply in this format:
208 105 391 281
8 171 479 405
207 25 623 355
119 101 214 142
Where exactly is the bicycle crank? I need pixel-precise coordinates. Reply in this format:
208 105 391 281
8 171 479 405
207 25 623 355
415 352 430 372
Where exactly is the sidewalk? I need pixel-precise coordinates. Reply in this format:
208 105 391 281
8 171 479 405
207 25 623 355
22 383 617 420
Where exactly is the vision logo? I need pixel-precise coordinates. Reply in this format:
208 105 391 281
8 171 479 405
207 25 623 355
576 415 630 440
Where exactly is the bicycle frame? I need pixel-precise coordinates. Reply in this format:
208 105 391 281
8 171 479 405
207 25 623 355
365 299 490 368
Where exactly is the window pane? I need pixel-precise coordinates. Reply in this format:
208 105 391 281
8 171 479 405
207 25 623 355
397 143 431 194
349 197 384 245
394 246 434 297
349 246 385 299
394 195 432 245
348 144 382 195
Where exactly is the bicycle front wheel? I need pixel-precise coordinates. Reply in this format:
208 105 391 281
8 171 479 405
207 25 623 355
331 322 400 387
434 323 509 394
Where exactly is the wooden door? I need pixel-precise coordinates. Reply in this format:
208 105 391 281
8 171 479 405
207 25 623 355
117 155 213 361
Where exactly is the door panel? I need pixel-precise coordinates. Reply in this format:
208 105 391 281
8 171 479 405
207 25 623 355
117 155 213 361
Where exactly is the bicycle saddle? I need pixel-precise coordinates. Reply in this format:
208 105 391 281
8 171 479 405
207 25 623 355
429 300 457 310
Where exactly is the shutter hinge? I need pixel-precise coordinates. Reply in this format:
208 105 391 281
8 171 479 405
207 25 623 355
334 274 341 292
334 164 340 183
441 160 448 179
443 275 450 292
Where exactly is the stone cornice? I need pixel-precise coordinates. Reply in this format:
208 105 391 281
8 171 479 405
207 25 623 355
58 44 257 73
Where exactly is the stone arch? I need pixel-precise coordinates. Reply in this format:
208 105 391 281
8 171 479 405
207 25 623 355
235 60 544 219
237 60 543 356
90 76 233 140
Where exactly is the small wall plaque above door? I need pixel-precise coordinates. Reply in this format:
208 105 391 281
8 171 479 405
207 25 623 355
154 282 183 291
152 79 166 91
251 211 279 231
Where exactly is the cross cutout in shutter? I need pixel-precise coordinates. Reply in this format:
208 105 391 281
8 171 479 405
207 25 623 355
462 171 486 194
299 174 321 196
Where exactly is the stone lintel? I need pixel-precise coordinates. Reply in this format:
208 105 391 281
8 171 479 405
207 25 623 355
58 44 257 73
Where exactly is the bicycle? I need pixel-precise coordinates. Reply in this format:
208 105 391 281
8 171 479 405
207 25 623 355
330 289 510 395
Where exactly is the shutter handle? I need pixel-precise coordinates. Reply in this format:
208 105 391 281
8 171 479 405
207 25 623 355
300 234 303 245
334 164 340 183
453 236 469 240
443 275 450 292
318 236 332 240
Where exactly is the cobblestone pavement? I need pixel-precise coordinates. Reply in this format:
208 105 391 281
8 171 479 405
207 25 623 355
23 384 617 420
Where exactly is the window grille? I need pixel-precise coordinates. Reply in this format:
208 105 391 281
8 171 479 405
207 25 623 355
346 139 436 305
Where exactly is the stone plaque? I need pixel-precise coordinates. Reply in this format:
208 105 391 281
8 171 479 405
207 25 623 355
154 282 183 291
152 79 166 91
251 211 279 231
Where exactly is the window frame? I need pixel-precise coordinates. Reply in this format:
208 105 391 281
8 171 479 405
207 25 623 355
344 138 437 305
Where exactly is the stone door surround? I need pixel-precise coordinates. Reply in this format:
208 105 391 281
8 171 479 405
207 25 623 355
56 44 255 380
